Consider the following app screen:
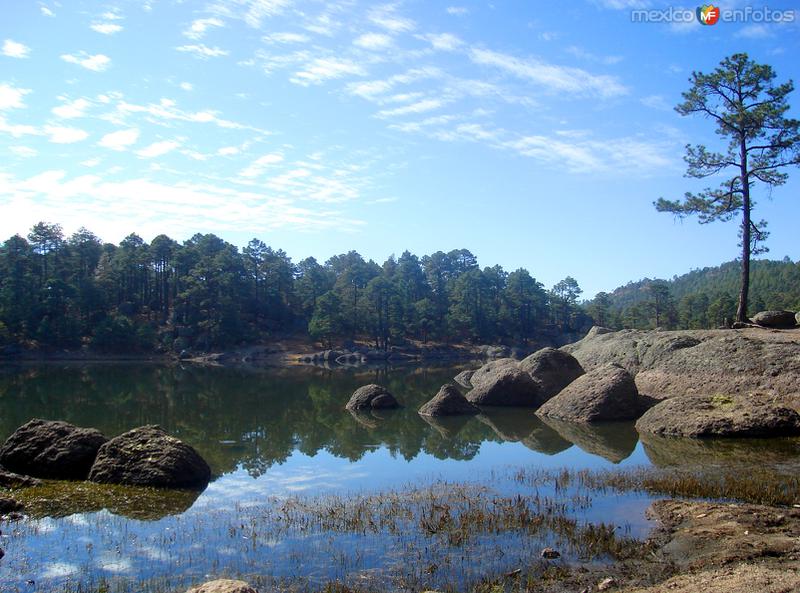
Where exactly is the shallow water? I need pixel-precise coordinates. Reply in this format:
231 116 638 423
0 363 797 592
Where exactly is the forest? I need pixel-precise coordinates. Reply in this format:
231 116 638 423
0 222 590 353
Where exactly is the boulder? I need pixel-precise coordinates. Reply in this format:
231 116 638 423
0 467 41 488
345 384 400 411
0 496 24 516
453 369 475 388
536 363 641 423
635 394 800 438
519 347 585 400
186 580 258 593
469 358 519 387
466 366 541 407
0 419 108 480
88 425 211 489
751 310 797 328
419 384 480 416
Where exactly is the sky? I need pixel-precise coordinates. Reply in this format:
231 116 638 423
1 0 798 299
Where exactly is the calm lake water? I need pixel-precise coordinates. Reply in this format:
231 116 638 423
0 363 798 592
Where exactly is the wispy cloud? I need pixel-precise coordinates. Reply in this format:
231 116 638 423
446 6 469 16
376 98 447 119
353 32 394 51
52 97 92 119
640 94 672 111
91 22 123 35
98 128 140 150
565 45 623 65
239 153 284 178
184 17 225 40
263 32 310 44
45 125 89 144
40 6 55 17
369 4 415 33
469 48 628 98
2 39 31 58
60 52 111 72
176 44 229 58
290 57 366 86
0 83 30 110
419 33 463 51
137 140 181 158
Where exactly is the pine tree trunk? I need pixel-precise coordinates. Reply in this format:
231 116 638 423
736 139 750 323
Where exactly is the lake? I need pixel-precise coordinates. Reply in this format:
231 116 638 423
0 363 798 592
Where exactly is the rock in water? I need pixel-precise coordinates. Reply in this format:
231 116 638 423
469 358 519 387
419 384 480 416
751 310 797 328
466 366 541 407
345 384 400 410
186 580 258 593
453 369 475 388
0 419 108 480
635 394 800 438
519 347 584 400
536 363 640 423
89 425 211 489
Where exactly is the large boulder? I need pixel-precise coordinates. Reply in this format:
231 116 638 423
751 310 797 328
536 363 641 422
419 384 480 416
466 366 541 407
186 580 258 593
635 394 800 438
519 347 585 400
88 425 211 489
0 419 108 480
469 358 519 387
345 384 400 411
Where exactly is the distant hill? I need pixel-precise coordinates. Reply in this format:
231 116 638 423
586 258 800 330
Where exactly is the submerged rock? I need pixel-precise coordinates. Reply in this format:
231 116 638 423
0 419 108 480
88 425 211 490
751 310 797 328
419 384 480 416
536 363 640 423
345 384 400 411
635 394 800 438
186 580 258 593
466 365 541 407
519 347 584 400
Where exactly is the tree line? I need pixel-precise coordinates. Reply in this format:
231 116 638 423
587 258 800 331
0 222 590 353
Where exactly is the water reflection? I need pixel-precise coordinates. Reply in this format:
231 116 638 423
539 418 638 463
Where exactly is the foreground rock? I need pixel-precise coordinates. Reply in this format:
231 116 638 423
0 467 41 488
468 358 519 387
536 363 641 422
186 580 258 593
562 326 800 400
419 384 480 416
345 384 401 411
466 365 541 407
519 347 584 400
636 394 800 438
0 496 24 516
89 425 211 489
751 310 797 328
0 419 108 480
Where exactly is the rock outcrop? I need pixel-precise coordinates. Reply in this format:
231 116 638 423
0 419 107 480
562 327 800 400
345 384 401 411
186 580 258 593
635 394 800 438
466 365 541 407
419 384 480 416
536 363 641 422
751 310 797 328
88 425 211 489
519 347 584 400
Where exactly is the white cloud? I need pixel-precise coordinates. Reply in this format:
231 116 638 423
420 33 463 51
2 39 31 58
41 6 55 17
369 5 415 33
91 23 123 35
263 32 310 43
184 17 225 40
345 67 442 100
469 48 628 98
98 128 140 150
137 140 181 158
239 153 284 178
45 125 90 144
641 94 672 111
217 146 240 156
565 45 623 65
180 82 193 91
0 83 30 110
52 97 91 119
108 98 270 134
9 145 37 157
446 6 469 16
353 32 394 50
61 52 111 72
291 57 366 86
243 0 292 28
176 44 229 58
377 98 446 118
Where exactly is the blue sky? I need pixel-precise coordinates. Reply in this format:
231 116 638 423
1 0 798 298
